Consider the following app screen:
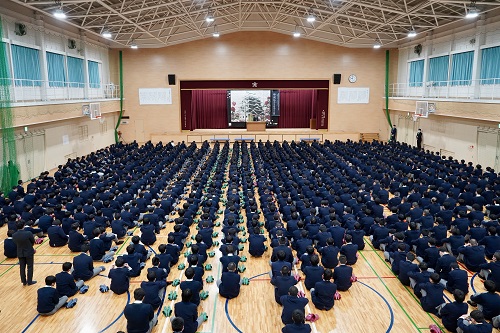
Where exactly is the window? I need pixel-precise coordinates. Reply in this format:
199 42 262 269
428 55 449 86
480 46 500 85
67 56 84 88
47 52 66 87
409 60 424 87
11 45 41 87
450 51 473 86
88 60 100 88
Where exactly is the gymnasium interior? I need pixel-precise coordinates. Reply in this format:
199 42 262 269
0 0 500 332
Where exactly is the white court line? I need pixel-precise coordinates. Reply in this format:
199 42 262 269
292 264 319 333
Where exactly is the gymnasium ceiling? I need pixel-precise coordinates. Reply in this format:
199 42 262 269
8 0 500 48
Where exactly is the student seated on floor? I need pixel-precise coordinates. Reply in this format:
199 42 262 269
55 262 85 297
37 275 77 316
281 309 311 333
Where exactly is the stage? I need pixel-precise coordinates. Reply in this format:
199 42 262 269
150 129 361 144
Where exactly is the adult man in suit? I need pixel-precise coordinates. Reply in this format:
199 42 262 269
12 220 36 285
124 288 157 333
416 129 423 150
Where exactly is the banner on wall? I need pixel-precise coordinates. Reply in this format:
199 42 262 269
337 87 370 104
139 88 172 105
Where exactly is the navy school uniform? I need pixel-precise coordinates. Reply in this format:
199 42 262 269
68 230 86 252
140 224 157 246
89 237 106 261
458 245 486 272
333 264 353 291
470 292 500 320
141 280 167 310
445 269 468 294
479 261 500 292
423 247 440 269
319 245 339 269
271 261 292 278
108 266 132 295
4 238 17 258
218 271 241 299
47 226 68 247
37 286 60 314
346 229 365 250
311 280 337 310
174 301 199 333
398 260 419 286
280 295 309 325
248 234 266 257
148 266 168 281
124 301 155 333
165 244 180 264
72 253 95 281
271 275 298 304
435 254 457 281
123 253 143 277
180 279 203 306
340 243 358 265
420 282 445 314
220 254 241 273
55 271 79 297
439 301 468 332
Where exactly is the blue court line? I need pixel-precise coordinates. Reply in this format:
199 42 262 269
225 298 243 333
21 314 40 333
147 245 158 255
470 273 478 294
358 281 394 333
98 290 131 333
156 287 167 317
0 262 64 266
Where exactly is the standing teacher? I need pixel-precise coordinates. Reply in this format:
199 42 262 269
12 220 37 286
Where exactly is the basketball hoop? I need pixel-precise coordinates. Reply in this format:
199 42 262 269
412 114 420 122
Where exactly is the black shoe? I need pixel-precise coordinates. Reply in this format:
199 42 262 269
467 300 477 307
27 281 37 286
166 280 173 286
22 282 27 286
115 240 124 245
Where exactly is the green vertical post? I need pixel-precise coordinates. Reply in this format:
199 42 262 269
385 50 392 128
115 50 124 143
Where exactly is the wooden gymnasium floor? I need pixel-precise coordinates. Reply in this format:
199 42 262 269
0 150 498 333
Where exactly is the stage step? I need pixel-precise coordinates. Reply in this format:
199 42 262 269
360 133 379 142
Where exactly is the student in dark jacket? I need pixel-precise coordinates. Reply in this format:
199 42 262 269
55 262 84 297
47 220 69 247
122 244 144 277
219 244 241 273
180 267 203 306
318 238 339 269
281 309 311 333
165 236 181 265
398 252 419 286
248 227 266 257
280 286 309 325
479 226 500 260
68 223 87 252
108 256 132 295
148 257 168 282
458 239 487 272
4 229 17 258
441 263 469 294
438 289 468 333
302 255 324 291
340 234 358 265
89 228 114 262
271 265 298 305
469 280 500 321
420 273 445 315
333 255 354 291
479 251 500 292
408 262 433 298
131 236 152 262
174 289 205 333
436 247 457 281
218 262 241 299
124 288 157 333
72 244 105 281
140 217 157 246
422 238 440 269
37 275 75 316
311 269 337 310
456 310 493 333
141 271 167 310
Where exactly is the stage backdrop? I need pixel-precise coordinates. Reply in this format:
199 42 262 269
180 80 329 131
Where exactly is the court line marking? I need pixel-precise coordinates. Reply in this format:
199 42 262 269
20 314 40 333
98 290 131 333
358 281 395 333
358 250 422 332
364 240 446 331
470 273 478 294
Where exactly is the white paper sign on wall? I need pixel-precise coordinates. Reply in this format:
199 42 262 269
139 88 172 105
337 87 370 104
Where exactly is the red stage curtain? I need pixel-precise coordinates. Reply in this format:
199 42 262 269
278 90 315 128
191 90 228 129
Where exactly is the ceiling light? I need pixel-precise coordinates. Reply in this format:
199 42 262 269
373 40 381 49
206 11 215 23
466 7 479 19
213 26 220 37
130 41 138 49
408 28 417 38
54 8 66 19
293 25 301 37
102 29 112 39
307 14 316 23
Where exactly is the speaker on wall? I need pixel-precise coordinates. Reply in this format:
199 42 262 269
168 74 176 85
333 74 341 85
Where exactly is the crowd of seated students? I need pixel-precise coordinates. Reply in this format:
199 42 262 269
3 137 500 332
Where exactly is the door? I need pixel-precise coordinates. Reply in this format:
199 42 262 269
477 129 499 170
